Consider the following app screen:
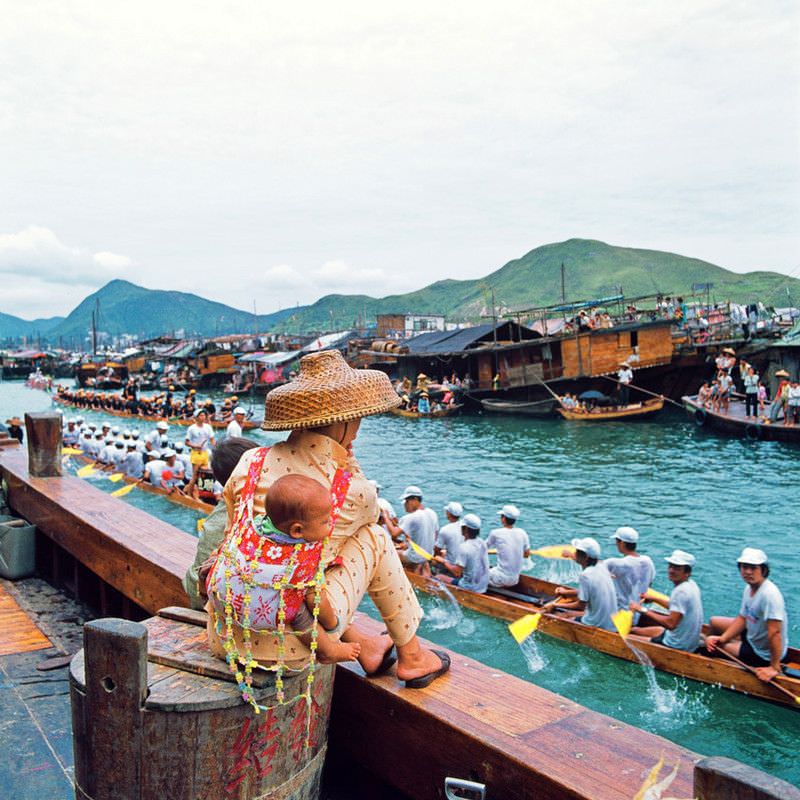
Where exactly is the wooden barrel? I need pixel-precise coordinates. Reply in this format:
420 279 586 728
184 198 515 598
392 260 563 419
70 608 334 800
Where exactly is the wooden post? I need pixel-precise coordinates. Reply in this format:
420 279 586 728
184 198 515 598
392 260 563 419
78 618 147 800
694 756 800 800
24 411 63 477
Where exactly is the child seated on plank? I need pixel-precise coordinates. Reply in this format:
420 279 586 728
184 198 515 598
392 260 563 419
207 473 361 664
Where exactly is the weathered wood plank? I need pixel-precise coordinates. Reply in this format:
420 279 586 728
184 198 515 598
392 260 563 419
0 582 52 655
24 411 63 477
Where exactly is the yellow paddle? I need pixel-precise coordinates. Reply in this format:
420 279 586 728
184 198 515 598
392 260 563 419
62 447 84 455
406 538 434 561
509 613 541 644
611 609 633 638
197 517 207 533
108 473 125 483
531 545 575 559
77 463 96 478
111 481 140 497
643 588 670 605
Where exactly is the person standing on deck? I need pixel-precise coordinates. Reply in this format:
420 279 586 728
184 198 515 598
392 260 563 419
743 366 760 419
617 363 633 406
486 504 530 588
433 514 489 593
717 370 733 414
545 537 617 631
436 501 464 564
383 485 438 576
787 379 800 427
706 548 788 682
629 550 703 651
225 406 247 439
185 409 216 469
604 527 655 623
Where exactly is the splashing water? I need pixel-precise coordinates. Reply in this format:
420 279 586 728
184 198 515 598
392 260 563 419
534 557 581 585
520 636 547 673
626 641 710 729
424 582 464 630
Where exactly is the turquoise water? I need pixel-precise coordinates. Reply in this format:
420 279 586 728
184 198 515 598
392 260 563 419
3 381 799 784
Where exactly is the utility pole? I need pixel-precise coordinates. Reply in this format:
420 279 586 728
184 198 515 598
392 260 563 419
561 262 566 304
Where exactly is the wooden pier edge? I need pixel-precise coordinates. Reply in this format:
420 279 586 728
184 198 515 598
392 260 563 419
0 445 793 800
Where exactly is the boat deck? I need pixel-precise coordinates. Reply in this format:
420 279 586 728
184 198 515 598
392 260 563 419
684 395 800 443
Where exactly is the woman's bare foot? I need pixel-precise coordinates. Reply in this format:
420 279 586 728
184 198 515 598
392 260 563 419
341 626 394 675
317 638 361 664
396 636 448 682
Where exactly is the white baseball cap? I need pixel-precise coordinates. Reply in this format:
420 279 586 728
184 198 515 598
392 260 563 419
156 421 169 431
131 429 140 438
114 440 125 448
233 406 246 415
665 549 695 567
444 501 463 517
400 485 423 500
462 513 481 530
102 422 111 429
737 547 768 565
369 479 382 490
571 537 602 560
162 448 176 459
498 504 520 521
612 526 639 544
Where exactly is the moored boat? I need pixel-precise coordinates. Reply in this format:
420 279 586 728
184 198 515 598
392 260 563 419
480 398 555 416
389 404 463 419
683 394 800 444
557 396 664 421
404 569 800 709
52 394 260 430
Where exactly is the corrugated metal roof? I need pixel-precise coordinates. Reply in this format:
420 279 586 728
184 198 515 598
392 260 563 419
405 323 498 354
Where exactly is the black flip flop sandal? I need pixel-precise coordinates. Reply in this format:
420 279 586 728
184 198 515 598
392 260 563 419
403 650 451 689
364 645 397 677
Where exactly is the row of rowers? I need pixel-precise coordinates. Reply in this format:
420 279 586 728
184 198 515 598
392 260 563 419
376 485 789 681
56 385 247 423
63 417 226 491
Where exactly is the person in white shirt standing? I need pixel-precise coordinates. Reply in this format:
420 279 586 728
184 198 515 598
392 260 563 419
384 485 438 576
617 363 634 406
486 504 530 588
706 547 789 682
604 526 655 623
226 406 247 439
436 501 464 564
185 410 216 468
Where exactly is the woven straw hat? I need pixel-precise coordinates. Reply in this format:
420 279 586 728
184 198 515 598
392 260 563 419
263 350 401 430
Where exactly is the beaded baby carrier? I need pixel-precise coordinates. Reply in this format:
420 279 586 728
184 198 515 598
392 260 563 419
207 446 351 747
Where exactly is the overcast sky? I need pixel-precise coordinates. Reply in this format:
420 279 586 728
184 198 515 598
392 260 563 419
1 1 798 320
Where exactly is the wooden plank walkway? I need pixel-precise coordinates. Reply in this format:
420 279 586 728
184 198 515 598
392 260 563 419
0 583 51 656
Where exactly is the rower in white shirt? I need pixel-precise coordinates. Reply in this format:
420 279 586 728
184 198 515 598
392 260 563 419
604 526 655 623
436 501 464 564
225 406 247 439
486 504 531 588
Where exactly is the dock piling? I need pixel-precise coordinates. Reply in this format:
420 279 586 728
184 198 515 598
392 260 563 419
24 411 63 477
694 756 800 800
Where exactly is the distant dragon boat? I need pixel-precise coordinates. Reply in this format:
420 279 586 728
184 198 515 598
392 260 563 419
683 395 800 444
389 404 463 419
556 397 664 421
52 395 260 431
404 569 800 709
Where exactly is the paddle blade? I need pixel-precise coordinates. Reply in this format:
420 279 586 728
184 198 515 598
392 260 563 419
108 473 124 483
612 609 633 638
531 545 575 560
111 483 137 497
77 464 96 478
197 517 207 533
407 537 434 561
509 613 541 644
644 588 670 605
62 447 83 455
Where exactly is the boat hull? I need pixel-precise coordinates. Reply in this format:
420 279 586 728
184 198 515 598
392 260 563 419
557 397 664 421
683 395 800 444
389 404 462 418
404 570 800 709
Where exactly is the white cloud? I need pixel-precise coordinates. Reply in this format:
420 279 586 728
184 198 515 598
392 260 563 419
0 226 133 285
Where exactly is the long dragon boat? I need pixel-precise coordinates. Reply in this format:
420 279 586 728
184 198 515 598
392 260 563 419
53 394 260 431
404 569 800 709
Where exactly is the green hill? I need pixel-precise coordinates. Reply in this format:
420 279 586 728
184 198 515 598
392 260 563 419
0 312 64 342
277 239 800 331
46 280 299 343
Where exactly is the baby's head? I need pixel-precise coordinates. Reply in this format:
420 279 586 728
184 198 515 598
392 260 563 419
267 474 332 542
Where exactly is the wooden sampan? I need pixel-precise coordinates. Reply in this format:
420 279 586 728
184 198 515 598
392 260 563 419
70 608 334 800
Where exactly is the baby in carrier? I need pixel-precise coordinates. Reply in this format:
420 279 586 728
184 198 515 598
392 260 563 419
208 473 361 664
